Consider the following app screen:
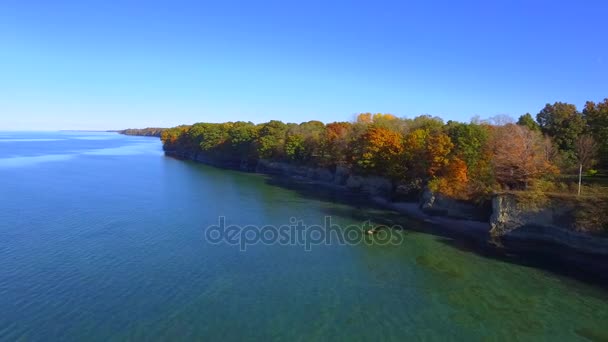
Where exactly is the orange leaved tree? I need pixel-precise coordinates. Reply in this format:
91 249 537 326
490 124 559 189
352 126 405 178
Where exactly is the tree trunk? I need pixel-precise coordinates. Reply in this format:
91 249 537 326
578 163 583 196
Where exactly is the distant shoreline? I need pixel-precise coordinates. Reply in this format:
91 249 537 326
57 130 119 132
117 128 165 137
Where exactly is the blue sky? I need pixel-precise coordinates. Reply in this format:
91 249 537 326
1 0 607 130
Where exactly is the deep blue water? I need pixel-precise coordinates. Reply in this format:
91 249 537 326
1 131 607 341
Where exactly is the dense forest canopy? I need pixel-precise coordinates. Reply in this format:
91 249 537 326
161 99 608 200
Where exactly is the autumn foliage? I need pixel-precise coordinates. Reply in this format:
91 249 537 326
161 99 607 201
490 124 559 188
352 126 405 178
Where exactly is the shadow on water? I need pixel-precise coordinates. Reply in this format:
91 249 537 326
263 175 608 291
168 155 608 291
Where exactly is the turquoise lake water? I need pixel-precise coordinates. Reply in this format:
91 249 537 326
1 131 607 341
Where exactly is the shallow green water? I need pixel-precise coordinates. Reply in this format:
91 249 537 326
1 132 607 341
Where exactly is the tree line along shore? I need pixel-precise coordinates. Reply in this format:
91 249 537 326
133 99 608 233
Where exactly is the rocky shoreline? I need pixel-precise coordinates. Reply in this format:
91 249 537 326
165 150 608 272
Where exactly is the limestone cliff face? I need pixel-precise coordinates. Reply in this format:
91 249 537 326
489 195 526 236
255 159 393 197
345 175 392 197
419 188 490 221
255 159 311 177
489 194 608 255
333 166 350 186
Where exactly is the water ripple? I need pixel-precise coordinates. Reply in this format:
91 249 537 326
0 154 74 168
